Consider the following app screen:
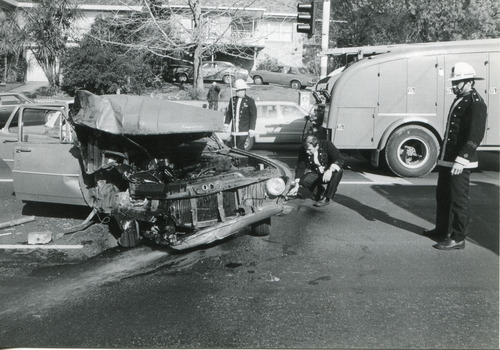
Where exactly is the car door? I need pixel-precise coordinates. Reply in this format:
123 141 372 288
0 106 66 169
255 103 281 143
265 67 283 85
276 67 292 85
214 62 229 80
277 104 308 143
202 62 217 80
11 106 86 206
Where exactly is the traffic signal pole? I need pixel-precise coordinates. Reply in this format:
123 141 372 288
320 0 330 78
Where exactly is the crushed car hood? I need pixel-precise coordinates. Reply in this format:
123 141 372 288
71 90 224 135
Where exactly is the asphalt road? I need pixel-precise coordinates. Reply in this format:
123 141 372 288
0 150 498 348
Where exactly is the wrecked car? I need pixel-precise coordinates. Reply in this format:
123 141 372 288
1 90 293 250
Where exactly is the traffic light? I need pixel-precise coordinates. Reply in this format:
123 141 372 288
296 1 315 39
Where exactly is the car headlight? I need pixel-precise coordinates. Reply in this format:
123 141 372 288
265 177 286 197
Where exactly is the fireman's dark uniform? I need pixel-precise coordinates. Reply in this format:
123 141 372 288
434 88 487 242
224 95 257 149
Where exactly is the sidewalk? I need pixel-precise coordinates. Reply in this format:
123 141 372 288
5 81 49 94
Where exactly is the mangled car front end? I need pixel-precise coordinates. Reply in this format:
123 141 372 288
67 91 292 250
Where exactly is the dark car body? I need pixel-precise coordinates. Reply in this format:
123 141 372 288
0 91 293 250
250 66 318 89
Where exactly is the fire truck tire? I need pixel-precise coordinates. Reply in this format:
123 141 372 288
384 125 439 177
244 136 255 151
251 218 271 236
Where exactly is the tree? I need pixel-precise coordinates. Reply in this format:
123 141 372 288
21 0 82 89
330 0 500 48
89 0 262 96
60 36 155 96
403 0 500 42
0 8 25 83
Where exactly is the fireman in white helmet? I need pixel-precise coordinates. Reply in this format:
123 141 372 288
423 62 487 250
224 79 257 150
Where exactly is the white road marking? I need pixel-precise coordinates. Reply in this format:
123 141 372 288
0 179 13 182
358 172 412 184
0 244 84 249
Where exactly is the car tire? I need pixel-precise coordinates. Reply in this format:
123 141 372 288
117 219 142 247
223 75 235 84
251 218 271 236
384 125 439 177
290 80 301 89
244 136 255 151
177 73 188 83
253 76 263 85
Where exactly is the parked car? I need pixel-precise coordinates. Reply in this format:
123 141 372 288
0 92 35 127
250 66 318 89
175 61 249 84
219 101 313 151
0 91 293 251
167 64 192 82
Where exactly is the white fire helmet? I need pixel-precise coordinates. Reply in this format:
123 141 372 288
233 79 250 90
449 62 484 81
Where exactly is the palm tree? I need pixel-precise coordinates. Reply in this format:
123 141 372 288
0 8 25 84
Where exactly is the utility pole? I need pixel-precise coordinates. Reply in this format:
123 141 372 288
320 0 330 78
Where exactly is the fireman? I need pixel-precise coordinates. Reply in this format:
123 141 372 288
224 79 257 150
423 62 487 250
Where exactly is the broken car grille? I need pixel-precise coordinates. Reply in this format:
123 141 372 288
168 183 264 228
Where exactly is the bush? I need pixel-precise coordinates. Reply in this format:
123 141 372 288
256 56 282 71
60 42 155 96
186 85 204 100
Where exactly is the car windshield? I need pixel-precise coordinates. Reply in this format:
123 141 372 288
297 67 310 74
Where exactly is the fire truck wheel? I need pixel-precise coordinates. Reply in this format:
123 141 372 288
251 218 271 236
244 136 255 151
384 125 439 177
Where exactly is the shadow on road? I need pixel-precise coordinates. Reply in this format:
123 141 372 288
335 193 425 235
362 182 499 255
22 202 93 220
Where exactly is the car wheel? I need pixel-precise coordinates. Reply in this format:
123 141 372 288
117 218 142 247
251 218 271 236
384 125 439 177
223 75 234 84
177 73 188 83
290 80 301 89
253 76 263 85
244 136 255 151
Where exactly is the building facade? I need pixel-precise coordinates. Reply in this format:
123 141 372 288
0 0 308 82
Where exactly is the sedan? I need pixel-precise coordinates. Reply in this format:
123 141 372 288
220 101 312 151
176 61 249 84
250 66 318 89
0 92 35 127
